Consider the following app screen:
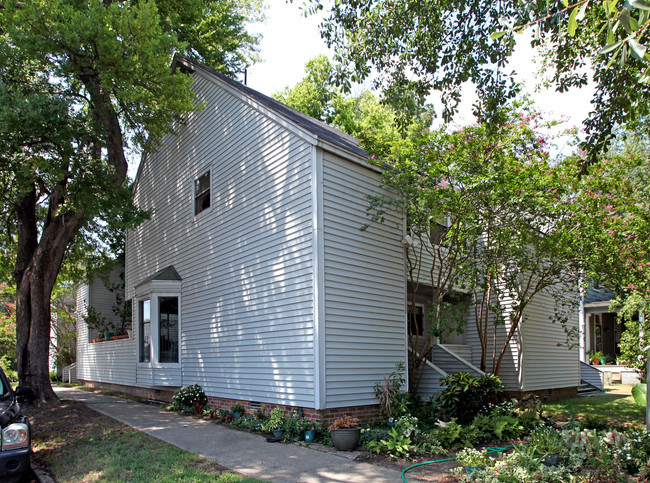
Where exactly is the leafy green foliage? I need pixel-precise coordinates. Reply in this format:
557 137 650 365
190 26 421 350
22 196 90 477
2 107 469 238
526 425 566 454
381 427 416 460
472 413 523 442
307 0 650 158
368 109 583 376
273 55 408 158
305 0 518 126
632 383 647 407
431 418 479 449
0 284 16 381
456 447 494 468
0 0 263 399
261 407 285 432
437 372 504 424
373 362 407 419
230 403 245 415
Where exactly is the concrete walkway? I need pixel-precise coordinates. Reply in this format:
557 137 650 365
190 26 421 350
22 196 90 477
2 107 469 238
54 386 404 483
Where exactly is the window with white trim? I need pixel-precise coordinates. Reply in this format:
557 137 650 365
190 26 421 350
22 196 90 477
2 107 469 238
158 297 179 363
194 171 210 215
139 299 151 362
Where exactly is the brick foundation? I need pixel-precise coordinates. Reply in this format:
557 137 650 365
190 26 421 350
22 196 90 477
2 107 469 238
77 380 381 424
205 396 380 425
506 386 578 403
78 380 177 403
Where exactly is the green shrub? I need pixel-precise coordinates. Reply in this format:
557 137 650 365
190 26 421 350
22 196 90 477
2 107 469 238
365 427 415 460
437 372 504 424
432 418 478 449
261 407 285 432
228 414 265 432
472 412 524 441
230 403 244 415
360 426 391 447
616 429 650 473
171 384 208 413
412 430 447 455
411 396 442 428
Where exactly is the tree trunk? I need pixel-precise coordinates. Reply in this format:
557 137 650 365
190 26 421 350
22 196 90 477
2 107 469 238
15 210 85 401
14 64 125 401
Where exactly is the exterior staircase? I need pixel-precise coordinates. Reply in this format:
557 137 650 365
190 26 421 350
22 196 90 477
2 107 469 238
578 361 604 396
408 343 484 398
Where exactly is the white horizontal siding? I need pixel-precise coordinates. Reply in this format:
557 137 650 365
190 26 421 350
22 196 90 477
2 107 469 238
464 290 522 390
322 153 406 408
521 285 580 391
126 70 316 406
76 267 137 386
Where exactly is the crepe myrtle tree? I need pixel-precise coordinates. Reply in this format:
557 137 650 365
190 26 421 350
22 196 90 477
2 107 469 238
366 108 582 387
567 147 650 377
0 0 262 401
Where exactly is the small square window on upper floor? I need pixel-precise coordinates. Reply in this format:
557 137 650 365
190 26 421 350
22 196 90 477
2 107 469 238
195 171 210 215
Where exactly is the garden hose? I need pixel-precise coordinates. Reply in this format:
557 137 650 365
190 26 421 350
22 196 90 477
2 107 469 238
400 445 513 482
560 405 580 430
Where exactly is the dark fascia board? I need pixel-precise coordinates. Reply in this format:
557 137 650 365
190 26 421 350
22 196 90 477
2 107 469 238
171 55 369 160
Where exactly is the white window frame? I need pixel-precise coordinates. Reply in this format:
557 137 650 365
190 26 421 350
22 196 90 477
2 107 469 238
135 280 181 367
194 169 211 216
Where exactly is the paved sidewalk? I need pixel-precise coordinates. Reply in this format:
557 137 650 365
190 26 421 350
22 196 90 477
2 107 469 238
54 386 404 483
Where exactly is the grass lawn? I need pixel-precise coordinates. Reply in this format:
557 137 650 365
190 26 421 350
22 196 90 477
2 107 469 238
26 399 264 483
542 383 646 427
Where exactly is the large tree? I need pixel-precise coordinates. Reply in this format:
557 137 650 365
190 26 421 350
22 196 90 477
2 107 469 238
306 0 650 157
366 108 582 386
568 144 650 378
273 55 412 158
0 0 262 401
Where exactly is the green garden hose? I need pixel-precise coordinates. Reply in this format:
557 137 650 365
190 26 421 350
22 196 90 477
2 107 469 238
400 445 513 482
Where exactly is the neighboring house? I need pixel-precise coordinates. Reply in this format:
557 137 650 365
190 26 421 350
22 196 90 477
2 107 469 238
76 56 580 421
579 286 640 386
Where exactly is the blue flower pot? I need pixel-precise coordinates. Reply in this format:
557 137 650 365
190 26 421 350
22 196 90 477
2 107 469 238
465 466 483 476
304 430 316 442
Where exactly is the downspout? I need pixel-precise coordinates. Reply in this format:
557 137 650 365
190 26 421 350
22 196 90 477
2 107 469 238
311 146 326 411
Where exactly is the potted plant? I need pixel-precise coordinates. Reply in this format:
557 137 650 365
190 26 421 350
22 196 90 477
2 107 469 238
456 447 492 475
83 305 116 342
262 407 286 439
299 419 319 443
328 415 360 451
588 350 603 364
230 403 244 418
527 426 565 467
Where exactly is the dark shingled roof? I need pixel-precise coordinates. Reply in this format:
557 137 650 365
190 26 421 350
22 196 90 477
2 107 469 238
583 286 615 304
135 266 182 288
173 56 368 160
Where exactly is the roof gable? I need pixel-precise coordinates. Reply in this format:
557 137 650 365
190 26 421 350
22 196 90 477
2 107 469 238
172 56 368 160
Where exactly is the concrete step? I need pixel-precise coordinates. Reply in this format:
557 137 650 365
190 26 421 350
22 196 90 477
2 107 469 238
577 384 604 397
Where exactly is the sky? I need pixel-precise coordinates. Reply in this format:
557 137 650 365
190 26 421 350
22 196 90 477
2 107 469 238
245 0 594 153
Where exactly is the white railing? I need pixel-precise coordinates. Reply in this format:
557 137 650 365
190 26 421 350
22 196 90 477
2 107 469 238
434 343 485 377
